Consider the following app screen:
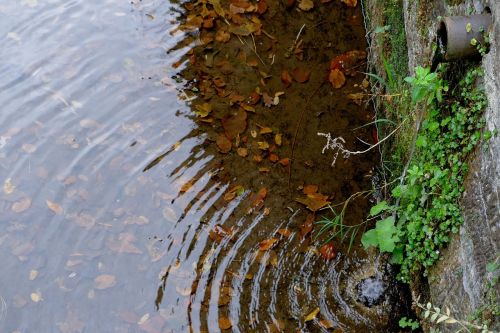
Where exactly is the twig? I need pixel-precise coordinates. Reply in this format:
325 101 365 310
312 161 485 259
288 83 326 189
285 24 306 58
318 119 406 166
262 29 276 40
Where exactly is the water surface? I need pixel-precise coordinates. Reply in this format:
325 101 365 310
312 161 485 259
0 1 400 332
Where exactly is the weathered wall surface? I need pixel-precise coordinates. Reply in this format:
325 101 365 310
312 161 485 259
366 0 499 330
401 1 500 330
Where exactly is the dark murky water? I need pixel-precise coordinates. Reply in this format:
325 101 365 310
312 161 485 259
0 1 401 332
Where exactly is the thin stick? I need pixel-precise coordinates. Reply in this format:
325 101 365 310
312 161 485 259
288 83 325 189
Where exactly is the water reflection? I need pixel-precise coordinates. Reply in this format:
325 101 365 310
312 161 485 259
0 0 406 332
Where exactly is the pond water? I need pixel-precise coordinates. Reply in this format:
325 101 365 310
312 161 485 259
0 0 403 332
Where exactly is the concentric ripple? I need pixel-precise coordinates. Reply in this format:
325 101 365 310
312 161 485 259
0 1 405 332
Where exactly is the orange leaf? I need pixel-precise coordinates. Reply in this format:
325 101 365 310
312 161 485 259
46 200 63 215
259 238 279 251
319 242 336 260
340 0 357 7
298 0 314 11
219 317 232 330
295 193 330 211
277 228 292 237
329 69 346 89
257 0 268 14
281 70 293 87
300 213 315 238
269 153 279 162
237 147 248 157
216 134 232 153
278 158 290 166
291 67 311 83
222 109 247 139
303 185 318 195
251 187 268 208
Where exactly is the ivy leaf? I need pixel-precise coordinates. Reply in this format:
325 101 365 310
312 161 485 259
361 217 398 253
377 217 398 252
369 201 390 216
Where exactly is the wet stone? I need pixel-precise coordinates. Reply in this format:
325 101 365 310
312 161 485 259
356 276 386 307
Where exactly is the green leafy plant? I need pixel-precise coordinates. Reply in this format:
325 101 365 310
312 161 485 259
404 66 444 105
399 316 420 331
361 66 489 282
316 191 370 252
417 301 495 333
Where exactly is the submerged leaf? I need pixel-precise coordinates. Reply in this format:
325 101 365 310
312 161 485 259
298 0 314 11
94 274 117 290
291 67 311 83
219 317 232 330
216 134 232 153
259 238 279 251
295 193 330 211
46 200 64 215
329 69 346 89
319 242 336 260
304 307 320 322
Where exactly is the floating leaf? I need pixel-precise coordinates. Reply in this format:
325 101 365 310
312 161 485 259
319 242 336 260
29 270 38 281
94 274 117 290
259 238 279 251
30 291 43 303
216 134 232 153
291 67 311 83
304 307 320 322
22 143 37 153
329 69 346 89
46 200 63 215
3 178 15 194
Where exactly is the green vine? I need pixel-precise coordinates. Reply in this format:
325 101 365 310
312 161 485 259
362 66 491 282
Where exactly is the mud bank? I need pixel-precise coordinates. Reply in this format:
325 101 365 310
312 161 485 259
364 0 499 331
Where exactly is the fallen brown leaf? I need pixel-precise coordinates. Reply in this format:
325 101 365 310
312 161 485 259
46 200 63 215
216 134 232 153
291 67 311 83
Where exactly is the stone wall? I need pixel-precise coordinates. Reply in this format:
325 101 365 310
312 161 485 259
365 0 499 330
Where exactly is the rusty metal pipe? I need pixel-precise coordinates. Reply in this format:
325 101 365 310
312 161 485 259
437 14 492 61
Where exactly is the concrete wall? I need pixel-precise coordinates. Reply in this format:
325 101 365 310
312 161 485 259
404 0 499 330
366 0 499 330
